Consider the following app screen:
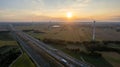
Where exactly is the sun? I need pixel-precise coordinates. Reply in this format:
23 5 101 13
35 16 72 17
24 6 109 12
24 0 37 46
66 12 73 19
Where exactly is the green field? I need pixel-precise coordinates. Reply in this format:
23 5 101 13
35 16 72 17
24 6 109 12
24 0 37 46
101 52 120 67
0 31 14 41
11 53 36 67
0 31 18 47
0 40 18 47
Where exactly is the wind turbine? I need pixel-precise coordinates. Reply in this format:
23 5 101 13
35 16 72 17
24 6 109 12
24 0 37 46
92 20 96 41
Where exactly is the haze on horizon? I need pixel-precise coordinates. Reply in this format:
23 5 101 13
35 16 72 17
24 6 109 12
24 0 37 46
0 0 120 22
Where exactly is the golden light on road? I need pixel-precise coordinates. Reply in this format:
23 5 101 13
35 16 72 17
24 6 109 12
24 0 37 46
66 12 73 19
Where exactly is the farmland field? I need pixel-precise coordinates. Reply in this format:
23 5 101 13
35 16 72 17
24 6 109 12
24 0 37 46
11 53 36 67
15 22 120 42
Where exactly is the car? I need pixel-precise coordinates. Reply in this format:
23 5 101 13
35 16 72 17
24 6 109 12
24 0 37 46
60 59 69 66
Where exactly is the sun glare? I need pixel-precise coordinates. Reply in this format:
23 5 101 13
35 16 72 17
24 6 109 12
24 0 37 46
66 12 72 19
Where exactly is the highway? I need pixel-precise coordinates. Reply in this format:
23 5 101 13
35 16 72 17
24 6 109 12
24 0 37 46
10 26 51 67
9 24 93 67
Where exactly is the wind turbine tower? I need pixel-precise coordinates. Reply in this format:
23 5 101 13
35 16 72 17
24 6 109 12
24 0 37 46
92 21 96 41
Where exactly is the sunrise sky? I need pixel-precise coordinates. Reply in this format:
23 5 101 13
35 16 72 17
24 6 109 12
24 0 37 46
0 0 120 22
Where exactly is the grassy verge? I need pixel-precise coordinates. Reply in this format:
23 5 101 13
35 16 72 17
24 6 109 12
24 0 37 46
11 53 36 67
26 32 44 40
0 40 18 47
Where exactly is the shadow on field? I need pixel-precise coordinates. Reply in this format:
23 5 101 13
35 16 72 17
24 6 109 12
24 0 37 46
0 45 21 67
81 53 113 67
0 31 14 41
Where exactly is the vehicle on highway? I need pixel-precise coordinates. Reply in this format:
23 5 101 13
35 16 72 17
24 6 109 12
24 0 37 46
60 59 69 66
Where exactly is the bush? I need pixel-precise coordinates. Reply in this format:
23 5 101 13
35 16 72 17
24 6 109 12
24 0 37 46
89 52 102 57
43 38 67 45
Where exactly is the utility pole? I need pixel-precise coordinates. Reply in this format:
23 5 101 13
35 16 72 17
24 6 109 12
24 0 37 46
92 21 96 41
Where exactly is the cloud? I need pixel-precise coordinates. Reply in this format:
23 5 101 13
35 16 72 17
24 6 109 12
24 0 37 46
32 0 44 6
32 0 91 9
75 0 91 4
72 0 91 8
107 15 120 21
